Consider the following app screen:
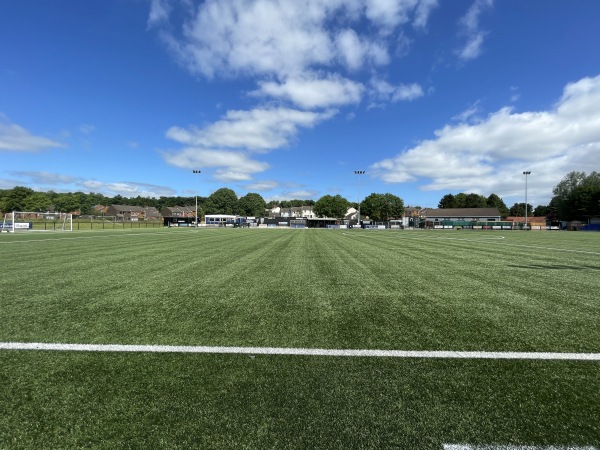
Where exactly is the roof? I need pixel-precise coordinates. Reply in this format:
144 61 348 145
110 204 145 212
422 207 501 218
162 206 195 213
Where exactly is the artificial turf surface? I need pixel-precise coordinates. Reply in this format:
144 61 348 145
1 228 599 448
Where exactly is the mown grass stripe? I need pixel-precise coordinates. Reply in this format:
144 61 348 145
2 342 600 360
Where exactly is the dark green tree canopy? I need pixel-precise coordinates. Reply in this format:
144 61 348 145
1 186 34 211
204 188 238 215
23 192 52 212
438 192 486 208
551 171 600 221
486 193 509 218
237 192 267 217
438 194 455 208
439 192 508 217
509 202 533 217
360 193 405 221
533 205 550 217
313 194 349 218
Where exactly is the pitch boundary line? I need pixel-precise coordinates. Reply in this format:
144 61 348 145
1 342 599 360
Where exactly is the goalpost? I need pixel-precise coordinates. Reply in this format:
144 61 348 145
1 211 73 232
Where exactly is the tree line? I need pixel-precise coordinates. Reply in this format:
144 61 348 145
437 171 599 221
1 171 598 221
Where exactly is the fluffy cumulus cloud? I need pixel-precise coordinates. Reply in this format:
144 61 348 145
0 117 64 152
252 73 364 109
155 0 437 79
151 0 438 183
166 107 336 152
152 0 436 109
163 147 270 182
163 107 336 181
370 75 600 204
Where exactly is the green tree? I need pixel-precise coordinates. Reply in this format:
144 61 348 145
533 205 550 217
360 193 405 221
23 192 52 212
486 193 509 218
551 171 600 220
313 194 349 218
205 188 238 215
509 202 532 217
464 193 487 208
453 193 468 208
53 193 80 212
2 186 35 211
238 193 267 217
438 194 455 208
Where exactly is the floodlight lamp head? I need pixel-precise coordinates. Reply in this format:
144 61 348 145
193 170 202 174
523 171 531 175
354 170 365 175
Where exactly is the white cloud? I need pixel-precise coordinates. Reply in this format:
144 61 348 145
253 73 364 109
162 147 270 183
166 107 336 152
370 74 600 205
456 0 493 61
335 28 389 70
147 0 171 28
369 78 424 103
7 171 176 198
151 0 437 183
100 181 176 198
452 100 482 123
152 0 437 78
267 190 320 201
244 180 280 191
413 0 438 29
365 0 414 31
0 117 64 152
164 106 337 183
11 171 78 185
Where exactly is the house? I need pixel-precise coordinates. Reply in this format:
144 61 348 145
107 205 163 221
142 207 162 221
107 205 145 221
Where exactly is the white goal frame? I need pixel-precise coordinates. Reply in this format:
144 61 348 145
2 211 73 232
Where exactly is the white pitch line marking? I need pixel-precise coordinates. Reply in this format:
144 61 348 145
1 343 599 360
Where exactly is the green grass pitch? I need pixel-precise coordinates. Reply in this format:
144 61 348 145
1 228 599 449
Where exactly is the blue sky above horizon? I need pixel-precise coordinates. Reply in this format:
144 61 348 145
1 0 599 208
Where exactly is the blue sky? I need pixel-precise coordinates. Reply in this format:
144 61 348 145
1 0 599 208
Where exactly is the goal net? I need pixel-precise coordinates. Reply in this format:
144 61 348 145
1 212 73 232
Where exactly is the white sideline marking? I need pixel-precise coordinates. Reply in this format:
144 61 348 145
443 445 597 450
1 342 599 360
